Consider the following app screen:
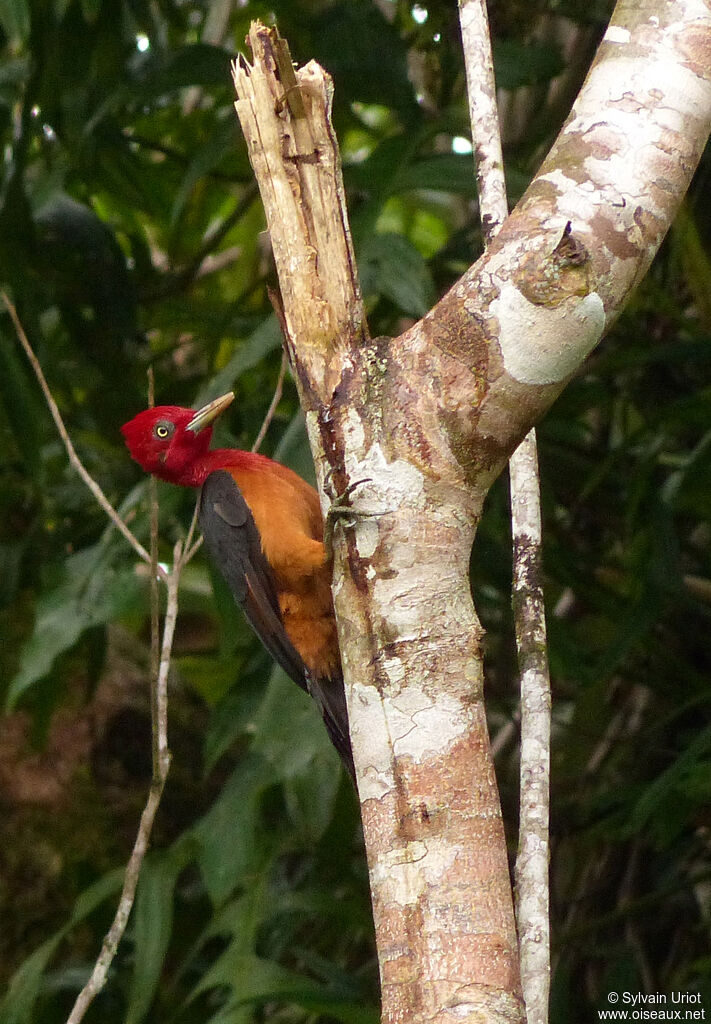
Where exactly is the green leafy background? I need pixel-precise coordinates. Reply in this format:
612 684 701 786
1 0 710 1021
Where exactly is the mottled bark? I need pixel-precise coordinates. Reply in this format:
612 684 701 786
459 0 508 237
459 3 552 1021
510 432 551 1024
232 5 711 1023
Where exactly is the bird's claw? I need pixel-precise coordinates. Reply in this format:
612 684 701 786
324 477 385 560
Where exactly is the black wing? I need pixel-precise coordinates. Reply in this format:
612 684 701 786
199 470 309 691
199 471 355 782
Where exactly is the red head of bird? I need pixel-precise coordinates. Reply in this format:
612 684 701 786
121 392 235 487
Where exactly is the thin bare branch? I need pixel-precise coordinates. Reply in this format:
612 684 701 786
65 780 165 1023
66 542 179 1024
509 431 551 1024
459 0 508 239
154 542 180 773
1 291 163 579
459 3 551 1022
148 369 162 773
252 348 287 453
184 502 204 564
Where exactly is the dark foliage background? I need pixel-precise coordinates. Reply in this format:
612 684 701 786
1 0 710 1021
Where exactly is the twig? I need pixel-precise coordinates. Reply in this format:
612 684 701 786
66 787 165 1023
1 290 163 579
66 542 179 1024
251 348 287 453
184 501 204 564
148 369 162 772
459 3 551 1023
1 299 197 1022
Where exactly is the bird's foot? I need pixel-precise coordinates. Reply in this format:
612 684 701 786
324 477 385 560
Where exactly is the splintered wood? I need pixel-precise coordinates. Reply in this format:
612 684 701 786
232 23 365 395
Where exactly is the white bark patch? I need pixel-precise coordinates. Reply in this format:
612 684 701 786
583 37 711 129
351 517 379 559
349 678 472 798
536 172 627 229
341 405 365 456
604 25 630 44
371 837 460 907
536 45 711 237
491 283 605 384
348 681 395 800
574 59 710 171
448 1003 479 1018
347 439 426 513
679 0 711 23
372 558 474 646
338 415 427 560
390 686 471 760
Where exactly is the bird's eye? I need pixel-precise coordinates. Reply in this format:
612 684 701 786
154 421 174 440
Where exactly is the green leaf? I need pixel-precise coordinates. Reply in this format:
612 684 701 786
69 868 126 921
312 1 417 121
197 883 268 954
194 753 276 905
673 202 711 329
126 845 194 1024
394 154 479 198
0 0 30 44
284 756 341 845
191 937 379 1024
0 870 123 1024
347 134 419 196
6 545 143 709
662 428 711 512
194 316 283 408
171 118 241 226
193 948 341 1009
629 725 711 846
358 232 435 316
178 652 245 704
252 666 341 780
0 937 65 1024
203 678 266 773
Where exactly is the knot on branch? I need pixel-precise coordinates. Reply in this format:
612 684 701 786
515 222 593 307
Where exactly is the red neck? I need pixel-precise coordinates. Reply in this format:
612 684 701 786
184 447 276 487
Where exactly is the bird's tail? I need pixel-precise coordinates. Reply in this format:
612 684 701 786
306 669 355 783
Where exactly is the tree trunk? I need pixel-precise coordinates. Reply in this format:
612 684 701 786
232 2 711 1020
